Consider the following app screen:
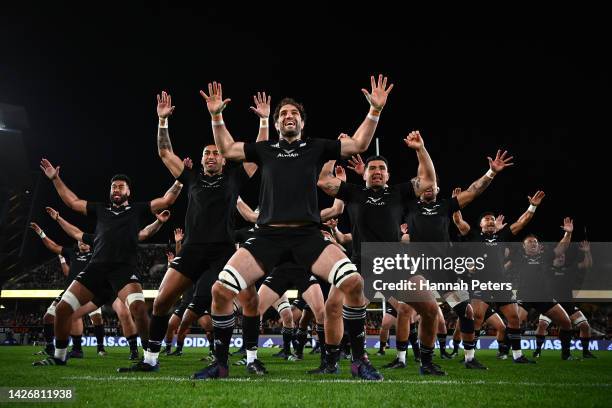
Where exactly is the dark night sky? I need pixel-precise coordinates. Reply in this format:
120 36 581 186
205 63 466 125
1 7 610 266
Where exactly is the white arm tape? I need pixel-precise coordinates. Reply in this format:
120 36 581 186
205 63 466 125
366 113 380 123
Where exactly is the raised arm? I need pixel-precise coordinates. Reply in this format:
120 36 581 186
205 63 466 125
495 214 508 233
243 92 271 177
324 219 353 246
400 223 410 243
150 180 183 213
138 210 170 241
451 188 471 236
508 191 545 235
347 154 365 176
200 82 246 161
45 206 84 242
554 217 573 257
340 75 394 157
250 92 271 144
58 255 69 277
334 229 353 246
174 228 184 255
317 133 350 197
321 198 345 222
156 91 185 178
236 196 259 224
404 130 436 196
320 166 346 221
317 159 343 197
40 159 87 215
455 150 514 209
29 222 63 255
577 241 593 269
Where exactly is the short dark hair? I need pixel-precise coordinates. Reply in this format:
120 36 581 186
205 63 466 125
479 212 496 222
111 174 131 189
365 155 389 168
273 98 306 124
523 233 540 242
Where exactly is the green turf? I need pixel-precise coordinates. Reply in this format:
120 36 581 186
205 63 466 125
0 346 610 407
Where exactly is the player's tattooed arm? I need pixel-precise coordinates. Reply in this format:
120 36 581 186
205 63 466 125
322 181 341 196
168 182 182 196
150 181 183 212
157 90 175 151
138 210 170 241
456 150 514 208
156 91 185 178
467 175 492 194
317 160 342 197
157 127 173 152
410 175 436 197
320 166 346 220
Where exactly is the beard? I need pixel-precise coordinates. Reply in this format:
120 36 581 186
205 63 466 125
280 125 300 138
110 193 128 205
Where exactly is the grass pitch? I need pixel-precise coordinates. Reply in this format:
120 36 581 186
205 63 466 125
1 346 610 407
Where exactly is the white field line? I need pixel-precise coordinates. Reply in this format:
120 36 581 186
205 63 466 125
61 376 612 388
